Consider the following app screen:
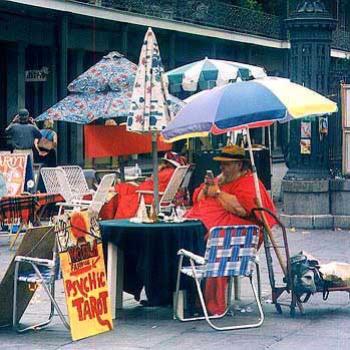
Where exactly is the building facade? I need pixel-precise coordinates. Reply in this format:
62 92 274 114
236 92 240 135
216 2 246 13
0 0 349 170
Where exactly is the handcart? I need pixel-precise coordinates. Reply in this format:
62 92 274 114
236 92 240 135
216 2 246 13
252 207 350 317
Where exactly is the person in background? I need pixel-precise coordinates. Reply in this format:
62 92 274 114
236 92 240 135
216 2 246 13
5 108 42 166
34 119 57 167
185 144 276 316
99 152 187 220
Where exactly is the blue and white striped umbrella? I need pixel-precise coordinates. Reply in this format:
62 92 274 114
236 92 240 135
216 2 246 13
166 57 266 93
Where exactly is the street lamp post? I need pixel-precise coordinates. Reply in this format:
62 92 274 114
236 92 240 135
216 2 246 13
281 0 337 217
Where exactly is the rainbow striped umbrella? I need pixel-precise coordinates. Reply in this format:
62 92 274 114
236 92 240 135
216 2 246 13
162 77 337 142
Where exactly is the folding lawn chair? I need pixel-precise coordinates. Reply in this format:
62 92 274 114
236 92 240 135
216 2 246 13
57 174 115 217
137 165 190 213
10 225 69 332
61 165 94 197
174 225 263 331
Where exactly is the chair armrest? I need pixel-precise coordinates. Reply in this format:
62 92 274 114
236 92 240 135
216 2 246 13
71 199 92 205
136 190 164 195
56 201 89 209
177 249 205 265
15 256 54 267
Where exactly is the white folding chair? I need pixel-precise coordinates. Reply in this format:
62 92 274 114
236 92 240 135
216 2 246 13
174 225 263 331
137 165 190 213
40 167 61 195
57 174 115 216
61 165 94 197
12 226 70 332
52 168 86 216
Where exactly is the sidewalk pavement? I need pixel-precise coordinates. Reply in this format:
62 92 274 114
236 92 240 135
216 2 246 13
0 226 350 350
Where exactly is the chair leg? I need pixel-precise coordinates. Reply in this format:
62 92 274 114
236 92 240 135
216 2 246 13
13 266 54 333
12 262 20 330
200 275 264 331
173 255 184 320
32 265 70 330
174 260 224 322
255 261 262 301
13 265 70 332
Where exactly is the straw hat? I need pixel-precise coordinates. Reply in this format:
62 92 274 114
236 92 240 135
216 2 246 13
213 145 249 162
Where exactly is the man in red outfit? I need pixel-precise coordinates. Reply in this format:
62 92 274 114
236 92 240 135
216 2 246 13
185 144 276 315
100 152 187 219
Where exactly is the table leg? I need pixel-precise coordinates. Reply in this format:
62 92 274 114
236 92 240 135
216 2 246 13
107 242 124 319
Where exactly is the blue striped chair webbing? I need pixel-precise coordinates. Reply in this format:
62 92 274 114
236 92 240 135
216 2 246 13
18 266 54 284
203 225 259 278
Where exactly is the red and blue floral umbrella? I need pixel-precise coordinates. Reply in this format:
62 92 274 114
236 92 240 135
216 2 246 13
36 51 182 124
36 52 136 123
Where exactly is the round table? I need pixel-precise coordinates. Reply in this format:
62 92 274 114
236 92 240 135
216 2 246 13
100 219 206 310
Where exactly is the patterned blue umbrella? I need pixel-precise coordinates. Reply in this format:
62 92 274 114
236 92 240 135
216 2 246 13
36 91 132 124
36 51 182 124
67 51 136 94
36 52 137 123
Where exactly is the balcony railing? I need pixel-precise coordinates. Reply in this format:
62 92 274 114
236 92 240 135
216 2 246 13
93 0 285 40
332 28 350 52
77 0 350 51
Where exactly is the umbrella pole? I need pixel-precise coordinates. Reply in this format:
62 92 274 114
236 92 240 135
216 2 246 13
152 132 159 214
246 128 286 275
247 128 304 314
268 125 273 194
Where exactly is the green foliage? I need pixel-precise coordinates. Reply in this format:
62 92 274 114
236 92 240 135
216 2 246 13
229 0 263 12
244 0 263 12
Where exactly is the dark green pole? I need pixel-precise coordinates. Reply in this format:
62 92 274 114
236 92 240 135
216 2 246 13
284 0 337 179
57 14 68 164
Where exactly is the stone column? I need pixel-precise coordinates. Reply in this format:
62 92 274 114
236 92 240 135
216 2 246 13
281 1 337 225
122 24 128 56
70 49 85 166
169 32 176 69
42 47 57 112
6 41 26 123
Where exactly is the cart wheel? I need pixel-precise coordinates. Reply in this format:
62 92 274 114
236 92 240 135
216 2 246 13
275 303 282 314
290 307 296 318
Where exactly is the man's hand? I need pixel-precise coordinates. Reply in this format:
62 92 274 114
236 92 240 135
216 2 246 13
206 184 220 197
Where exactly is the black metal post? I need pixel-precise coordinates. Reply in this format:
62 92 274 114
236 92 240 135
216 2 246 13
284 0 337 179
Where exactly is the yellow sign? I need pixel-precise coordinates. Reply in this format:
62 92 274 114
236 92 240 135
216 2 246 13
57 211 113 341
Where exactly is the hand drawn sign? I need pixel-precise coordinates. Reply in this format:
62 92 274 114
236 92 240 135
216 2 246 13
55 211 113 341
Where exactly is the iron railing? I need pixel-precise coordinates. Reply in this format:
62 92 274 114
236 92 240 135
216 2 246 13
332 28 350 52
93 0 285 39
78 0 349 51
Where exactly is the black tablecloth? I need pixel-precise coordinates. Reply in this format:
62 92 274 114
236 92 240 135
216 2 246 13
100 219 206 306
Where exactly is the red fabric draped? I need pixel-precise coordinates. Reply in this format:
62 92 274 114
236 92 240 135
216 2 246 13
100 167 175 220
185 171 276 315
